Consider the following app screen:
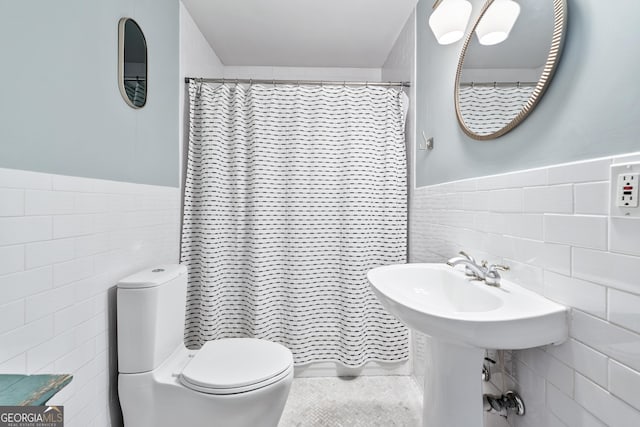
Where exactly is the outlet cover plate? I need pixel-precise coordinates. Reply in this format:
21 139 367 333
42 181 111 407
611 162 640 218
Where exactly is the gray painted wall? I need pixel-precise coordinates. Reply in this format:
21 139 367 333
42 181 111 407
0 0 179 187
416 0 640 186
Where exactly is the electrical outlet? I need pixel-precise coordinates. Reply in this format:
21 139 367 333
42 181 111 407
616 173 639 207
611 162 640 218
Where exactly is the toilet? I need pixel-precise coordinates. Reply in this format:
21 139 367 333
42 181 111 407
117 265 294 427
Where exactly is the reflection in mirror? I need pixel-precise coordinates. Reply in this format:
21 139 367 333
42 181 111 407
118 18 147 109
455 0 567 140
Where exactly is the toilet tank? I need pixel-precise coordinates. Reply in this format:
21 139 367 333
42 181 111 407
117 264 188 373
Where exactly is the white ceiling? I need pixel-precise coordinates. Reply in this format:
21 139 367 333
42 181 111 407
181 0 418 68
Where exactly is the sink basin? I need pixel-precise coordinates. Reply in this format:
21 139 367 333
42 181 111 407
367 263 568 427
367 263 567 350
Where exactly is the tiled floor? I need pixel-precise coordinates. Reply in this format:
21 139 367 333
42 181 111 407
279 376 422 427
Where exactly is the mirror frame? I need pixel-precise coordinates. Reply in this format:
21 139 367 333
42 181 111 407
118 17 147 109
454 0 567 140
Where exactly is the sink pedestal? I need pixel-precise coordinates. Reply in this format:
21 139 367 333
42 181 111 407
422 337 485 427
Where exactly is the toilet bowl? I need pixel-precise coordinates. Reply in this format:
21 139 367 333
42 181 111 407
117 265 293 427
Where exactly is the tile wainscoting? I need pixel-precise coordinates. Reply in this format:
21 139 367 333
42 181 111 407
410 152 640 427
0 168 181 427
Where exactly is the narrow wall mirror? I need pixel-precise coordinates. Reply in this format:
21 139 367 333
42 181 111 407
118 18 147 109
454 0 567 140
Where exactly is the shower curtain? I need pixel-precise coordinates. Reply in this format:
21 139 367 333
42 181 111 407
458 84 534 135
181 81 408 366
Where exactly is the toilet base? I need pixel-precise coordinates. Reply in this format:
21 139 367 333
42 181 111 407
119 347 293 427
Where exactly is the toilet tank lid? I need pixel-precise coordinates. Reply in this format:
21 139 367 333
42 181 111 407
117 264 187 289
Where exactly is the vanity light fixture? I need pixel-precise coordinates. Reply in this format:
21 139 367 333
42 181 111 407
475 0 521 45
428 0 473 45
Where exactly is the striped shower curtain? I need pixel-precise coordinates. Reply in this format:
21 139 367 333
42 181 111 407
458 84 534 136
181 81 408 366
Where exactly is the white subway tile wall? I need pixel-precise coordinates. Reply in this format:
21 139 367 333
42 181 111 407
410 154 640 427
0 167 180 427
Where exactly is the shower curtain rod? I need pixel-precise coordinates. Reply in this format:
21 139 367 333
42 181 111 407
184 77 410 88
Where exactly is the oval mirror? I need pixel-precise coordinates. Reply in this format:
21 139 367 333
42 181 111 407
118 18 147 109
454 0 567 140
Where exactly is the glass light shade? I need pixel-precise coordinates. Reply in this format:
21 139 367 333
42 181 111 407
428 0 473 45
475 0 521 46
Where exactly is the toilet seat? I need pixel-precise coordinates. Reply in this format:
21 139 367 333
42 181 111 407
179 338 293 395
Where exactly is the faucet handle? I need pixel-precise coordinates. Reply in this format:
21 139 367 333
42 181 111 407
457 251 480 277
484 264 510 287
459 250 476 263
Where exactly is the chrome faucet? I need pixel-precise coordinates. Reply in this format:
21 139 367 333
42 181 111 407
447 250 482 277
447 253 487 281
446 251 510 287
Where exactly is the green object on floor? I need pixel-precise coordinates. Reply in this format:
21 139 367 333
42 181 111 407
0 374 73 406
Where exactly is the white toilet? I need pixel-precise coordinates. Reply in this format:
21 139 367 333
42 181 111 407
117 265 294 427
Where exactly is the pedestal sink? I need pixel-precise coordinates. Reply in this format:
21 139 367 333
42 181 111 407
367 263 568 427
